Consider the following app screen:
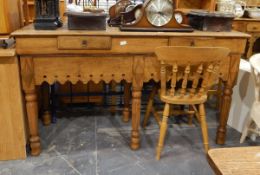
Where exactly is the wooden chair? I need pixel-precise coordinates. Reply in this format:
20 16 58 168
240 53 260 143
152 46 230 160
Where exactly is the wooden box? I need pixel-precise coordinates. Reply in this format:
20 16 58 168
0 0 22 34
67 11 107 30
188 10 234 32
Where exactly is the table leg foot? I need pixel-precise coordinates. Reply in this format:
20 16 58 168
30 136 41 156
131 130 140 150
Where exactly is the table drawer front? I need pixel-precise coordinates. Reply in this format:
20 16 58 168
247 23 260 32
169 37 246 54
57 36 112 50
232 21 247 32
112 37 168 53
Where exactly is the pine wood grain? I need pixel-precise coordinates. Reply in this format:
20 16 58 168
0 49 26 160
208 147 260 175
233 18 260 59
0 0 22 34
13 25 248 155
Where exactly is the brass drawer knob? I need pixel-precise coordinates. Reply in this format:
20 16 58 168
190 40 195 46
81 40 88 47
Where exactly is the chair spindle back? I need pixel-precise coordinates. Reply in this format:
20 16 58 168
155 46 230 100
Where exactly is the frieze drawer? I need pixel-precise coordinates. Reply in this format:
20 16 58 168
247 23 260 32
57 36 112 50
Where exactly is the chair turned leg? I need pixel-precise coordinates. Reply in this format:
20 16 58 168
240 118 253 143
156 103 170 160
188 105 194 125
151 107 161 126
192 105 201 124
199 103 209 152
143 86 158 128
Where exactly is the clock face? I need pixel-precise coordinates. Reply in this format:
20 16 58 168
145 0 174 27
174 12 183 24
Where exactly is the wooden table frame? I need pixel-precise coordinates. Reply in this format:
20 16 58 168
233 18 260 59
12 24 249 156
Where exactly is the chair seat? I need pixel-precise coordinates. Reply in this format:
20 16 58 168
208 147 260 175
160 93 207 105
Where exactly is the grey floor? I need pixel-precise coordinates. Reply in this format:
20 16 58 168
0 104 259 175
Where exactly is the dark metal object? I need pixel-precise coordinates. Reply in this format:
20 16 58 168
34 0 63 30
107 0 132 26
0 40 7 49
121 4 143 24
67 11 107 30
187 10 235 32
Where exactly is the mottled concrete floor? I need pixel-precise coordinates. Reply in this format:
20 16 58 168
0 105 259 175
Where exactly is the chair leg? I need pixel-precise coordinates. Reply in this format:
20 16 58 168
143 86 158 128
240 118 253 143
156 103 170 160
188 105 194 125
192 105 201 124
151 106 161 126
199 103 209 152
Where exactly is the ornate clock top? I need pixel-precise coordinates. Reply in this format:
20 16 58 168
120 0 193 32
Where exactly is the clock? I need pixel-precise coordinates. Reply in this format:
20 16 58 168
120 0 193 32
107 0 132 26
145 0 173 27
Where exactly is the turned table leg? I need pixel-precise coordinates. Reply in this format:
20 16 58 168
41 82 51 125
123 81 131 122
216 54 240 144
131 88 142 149
25 89 41 155
110 80 117 115
246 36 257 59
20 57 41 156
130 56 144 150
217 82 233 144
